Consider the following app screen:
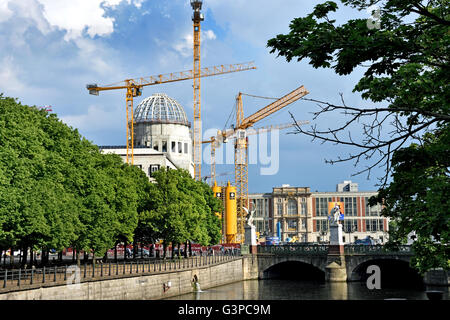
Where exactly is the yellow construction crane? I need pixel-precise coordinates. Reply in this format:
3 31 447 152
233 85 309 242
86 61 256 164
192 0 203 181
202 122 309 187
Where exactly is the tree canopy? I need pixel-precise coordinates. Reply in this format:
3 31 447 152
144 168 222 251
0 95 150 262
267 0 449 272
0 94 223 265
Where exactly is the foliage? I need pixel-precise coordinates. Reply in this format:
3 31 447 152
146 168 222 248
371 126 449 274
267 0 449 272
267 0 449 184
0 95 148 259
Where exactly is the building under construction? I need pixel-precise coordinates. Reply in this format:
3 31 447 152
92 1 308 245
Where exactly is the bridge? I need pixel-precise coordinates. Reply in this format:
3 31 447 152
242 244 428 285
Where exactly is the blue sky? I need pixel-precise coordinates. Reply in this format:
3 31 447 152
0 0 388 193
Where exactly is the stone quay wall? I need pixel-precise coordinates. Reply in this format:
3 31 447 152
0 258 244 300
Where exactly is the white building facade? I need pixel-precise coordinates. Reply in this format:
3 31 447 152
100 93 194 178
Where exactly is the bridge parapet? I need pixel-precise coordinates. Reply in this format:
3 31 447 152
344 245 413 255
257 245 329 256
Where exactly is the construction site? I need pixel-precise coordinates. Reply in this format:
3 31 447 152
86 0 309 245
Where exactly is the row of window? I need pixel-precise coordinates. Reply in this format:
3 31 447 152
250 198 270 217
278 219 307 231
139 140 189 154
365 197 383 216
276 199 307 216
134 164 171 177
315 219 385 232
315 196 381 217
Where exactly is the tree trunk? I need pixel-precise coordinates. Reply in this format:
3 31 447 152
76 250 81 268
114 244 117 263
40 248 46 266
20 245 27 268
124 240 128 261
83 251 88 264
58 251 63 263
133 240 137 259
9 247 13 266
185 240 188 258
72 248 76 263
163 241 167 259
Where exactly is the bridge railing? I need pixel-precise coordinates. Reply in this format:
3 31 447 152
344 245 413 255
257 244 329 256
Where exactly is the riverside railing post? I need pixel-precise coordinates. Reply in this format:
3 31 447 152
130 261 133 274
109 262 111 276
92 263 95 278
123 261 125 275
3 270 6 288
54 266 57 282
64 266 67 281
116 261 118 275
43 266 46 283
84 264 87 278
31 268 34 285
18 268 21 287
101 262 103 277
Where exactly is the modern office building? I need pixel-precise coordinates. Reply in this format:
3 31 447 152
248 181 389 244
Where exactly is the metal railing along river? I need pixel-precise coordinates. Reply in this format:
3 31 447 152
0 253 241 293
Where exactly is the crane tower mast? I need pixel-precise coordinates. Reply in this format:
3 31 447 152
192 0 204 181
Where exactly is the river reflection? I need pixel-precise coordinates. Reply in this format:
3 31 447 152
165 280 449 300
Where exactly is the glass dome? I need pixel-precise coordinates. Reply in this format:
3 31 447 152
134 93 190 126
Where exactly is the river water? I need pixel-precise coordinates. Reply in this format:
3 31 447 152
165 280 449 300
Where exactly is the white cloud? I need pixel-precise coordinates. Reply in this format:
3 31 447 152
0 0 13 23
0 0 149 41
204 29 216 40
0 56 25 94
37 0 115 40
60 104 122 133
173 29 217 57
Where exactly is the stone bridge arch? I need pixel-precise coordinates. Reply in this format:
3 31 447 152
257 255 328 280
346 255 423 288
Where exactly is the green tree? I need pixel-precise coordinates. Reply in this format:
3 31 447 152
0 95 145 266
0 95 81 266
371 127 449 274
267 1 449 272
146 168 222 258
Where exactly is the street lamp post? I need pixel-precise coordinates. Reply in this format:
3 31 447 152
345 224 357 244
